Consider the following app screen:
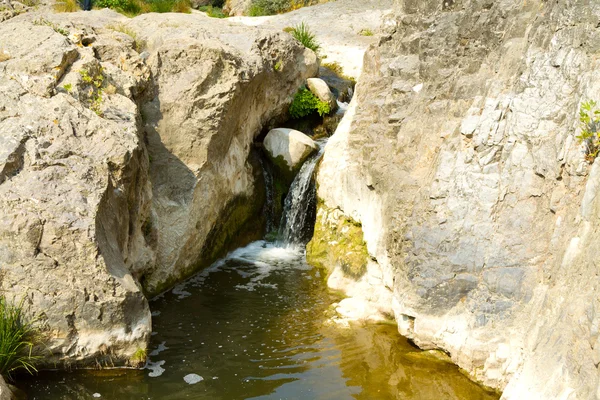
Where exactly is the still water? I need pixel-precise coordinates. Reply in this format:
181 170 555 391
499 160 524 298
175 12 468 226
20 241 498 400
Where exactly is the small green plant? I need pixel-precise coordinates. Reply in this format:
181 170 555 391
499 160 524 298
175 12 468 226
33 18 70 36
358 28 373 36
79 68 105 116
198 5 227 18
290 22 320 53
289 87 330 119
577 100 600 163
0 296 40 380
274 60 282 72
62 83 73 93
131 347 147 366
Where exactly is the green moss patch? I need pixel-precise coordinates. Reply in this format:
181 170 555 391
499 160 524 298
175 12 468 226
306 203 369 279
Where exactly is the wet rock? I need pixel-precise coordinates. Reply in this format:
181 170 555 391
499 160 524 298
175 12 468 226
318 66 354 103
263 128 318 177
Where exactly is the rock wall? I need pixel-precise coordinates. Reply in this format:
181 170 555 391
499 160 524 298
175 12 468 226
314 0 600 397
0 9 316 366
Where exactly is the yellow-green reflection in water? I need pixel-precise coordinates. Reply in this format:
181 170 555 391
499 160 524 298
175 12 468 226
19 241 499 400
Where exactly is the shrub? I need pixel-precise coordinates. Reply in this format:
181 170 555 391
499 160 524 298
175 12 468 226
94 0 190 16
289 87 330 119
0 296 39 380
290 22 319 53
358 28 373 36
198 5 227 18
577 100 600 163
248 0 288 16
171 0 191 13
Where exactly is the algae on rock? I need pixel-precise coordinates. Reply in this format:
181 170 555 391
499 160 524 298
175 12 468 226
306 203 369 279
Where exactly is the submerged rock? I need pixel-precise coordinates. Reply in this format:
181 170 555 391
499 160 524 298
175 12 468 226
263 128 318 177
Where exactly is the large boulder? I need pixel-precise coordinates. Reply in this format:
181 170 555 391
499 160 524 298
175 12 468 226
263 128 318 177
313 0 600 398
0 9 317 367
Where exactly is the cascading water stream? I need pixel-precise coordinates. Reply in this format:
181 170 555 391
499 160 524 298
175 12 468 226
278 139 327 246
258 156 276 233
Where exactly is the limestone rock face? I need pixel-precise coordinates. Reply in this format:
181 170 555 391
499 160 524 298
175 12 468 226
307 77 337 111
263 128 318 176
0 9 316 366
315 0 600 397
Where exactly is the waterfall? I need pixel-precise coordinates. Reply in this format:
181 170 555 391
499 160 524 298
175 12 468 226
279 140 327 246
259 156 276 233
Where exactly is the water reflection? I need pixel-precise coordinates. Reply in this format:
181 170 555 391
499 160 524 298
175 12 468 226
19 241 498 400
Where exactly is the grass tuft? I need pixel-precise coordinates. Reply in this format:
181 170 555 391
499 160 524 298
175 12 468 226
358 28 373 36
107 23 147 52
0 296 40 380
290 22 320 53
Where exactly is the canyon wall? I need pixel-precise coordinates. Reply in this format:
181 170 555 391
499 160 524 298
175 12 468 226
314 0 600 397
0 9 316 365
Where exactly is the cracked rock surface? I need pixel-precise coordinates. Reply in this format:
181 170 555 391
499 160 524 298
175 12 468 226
0 8 316 366
316 0 600 398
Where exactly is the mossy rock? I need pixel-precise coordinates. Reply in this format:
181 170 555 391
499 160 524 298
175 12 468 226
306 202 369 279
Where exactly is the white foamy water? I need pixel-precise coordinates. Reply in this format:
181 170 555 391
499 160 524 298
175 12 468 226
146 360 166 377
183 374 204 384
167 241 311 296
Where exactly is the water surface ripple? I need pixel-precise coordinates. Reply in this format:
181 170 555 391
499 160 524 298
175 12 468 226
20 241 498 400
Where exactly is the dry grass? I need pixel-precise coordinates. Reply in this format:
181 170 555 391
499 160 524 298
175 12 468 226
171 0 191 13
107 23 147 52
53 0 79 12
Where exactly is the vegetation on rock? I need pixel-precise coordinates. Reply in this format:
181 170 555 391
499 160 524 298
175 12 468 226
130 347 147 367
0 296 39 380
290 22 320 53
107 23 147 51
306 204 369 279
289 87 330 119
577 100 600 163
